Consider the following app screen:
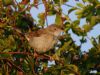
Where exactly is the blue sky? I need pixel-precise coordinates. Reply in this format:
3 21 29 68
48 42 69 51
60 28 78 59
18 0 100 52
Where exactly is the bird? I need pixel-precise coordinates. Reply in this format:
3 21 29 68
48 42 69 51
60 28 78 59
13 24 64 59
25 24 64 54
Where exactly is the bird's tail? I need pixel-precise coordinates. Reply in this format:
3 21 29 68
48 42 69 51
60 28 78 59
10 27 25 37
11 26 31 41
12 27 24 35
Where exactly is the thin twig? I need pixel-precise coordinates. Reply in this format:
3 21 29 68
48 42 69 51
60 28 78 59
19 2 43 13
27 56 37 75
0 52 33 56
0 58 23 72
45 12 48 26
63 3 76 8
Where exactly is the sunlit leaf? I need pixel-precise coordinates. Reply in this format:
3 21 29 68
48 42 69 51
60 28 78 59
98 35 100 43
90 16 97 26
80 37 87 43
91 37 98 48
47 5 56 15
53 0 60 4
75 9 83 15
68 7 77 14
55 14 62 25
65 22 71 31
83 24 93 32
0 73 2 75
0 0 100 75
38 13 45 26
73 20 80 26
82 0 89 3
2 0 13 6
76 3 84 8
60 0 68 4
65 64 79 74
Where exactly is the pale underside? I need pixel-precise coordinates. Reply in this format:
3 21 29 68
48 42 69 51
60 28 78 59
28 34 58 53
25 24 63 53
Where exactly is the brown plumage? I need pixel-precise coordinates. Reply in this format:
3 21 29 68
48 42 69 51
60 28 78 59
25 24 63 54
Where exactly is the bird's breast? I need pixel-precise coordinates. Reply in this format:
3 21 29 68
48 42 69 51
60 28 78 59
28 34 58 53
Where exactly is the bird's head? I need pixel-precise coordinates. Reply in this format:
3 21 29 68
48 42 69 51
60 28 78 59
46 24 64 37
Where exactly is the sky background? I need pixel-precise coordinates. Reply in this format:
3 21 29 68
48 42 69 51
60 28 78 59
17 0 100 52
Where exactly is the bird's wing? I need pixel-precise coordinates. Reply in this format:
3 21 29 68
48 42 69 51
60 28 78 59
25 28 48 41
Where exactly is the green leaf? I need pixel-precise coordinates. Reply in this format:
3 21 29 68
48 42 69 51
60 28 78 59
57 40 73 55
64 15 70 20
71 22 85 36
38 13 45 26
75 9 83 15
65 64 79 73
76 3 84 8
0 73 2 75
1 49 11 57
91 37 98 47
98 35 100 43
73 20 80 26
47 5 56 15
54 0 59 4
47 11 56 15
68 7 77 14
83 24 93 32
82 0 89 3
55 14 62 25
3 49 11 52
60 0 68 4
95 4 100 9
19 4 25 9
80 37 87 43
2 0 13 6
65 22 71 31
90 16 97 26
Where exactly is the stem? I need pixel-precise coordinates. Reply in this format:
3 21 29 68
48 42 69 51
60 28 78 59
0 58 23 72
0 52 33 56
27 56 37 75
45 12 48 26
63 3 76 8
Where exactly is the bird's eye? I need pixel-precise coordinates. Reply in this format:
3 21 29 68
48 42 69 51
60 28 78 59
54 28 57 30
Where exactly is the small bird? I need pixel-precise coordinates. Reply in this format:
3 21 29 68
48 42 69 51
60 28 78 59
25 24 64 54
13 24 64 59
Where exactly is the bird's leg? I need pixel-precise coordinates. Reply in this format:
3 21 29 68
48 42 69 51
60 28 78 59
33 50 54 65
33 51 48 64
33 51 39 59
35 53 53 60
33 51 40 65
43 54 53 61
34 53 53 64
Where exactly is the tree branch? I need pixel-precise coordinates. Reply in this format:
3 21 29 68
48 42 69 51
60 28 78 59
0 58 23 72
0 52 33 56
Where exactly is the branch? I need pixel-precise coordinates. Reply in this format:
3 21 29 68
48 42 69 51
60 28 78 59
63 3 77 8
0 52 33 56
0 58 23 72
19 2 43 13
45 11 48 26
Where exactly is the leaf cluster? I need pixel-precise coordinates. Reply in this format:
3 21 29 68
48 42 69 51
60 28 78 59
0 0 100 75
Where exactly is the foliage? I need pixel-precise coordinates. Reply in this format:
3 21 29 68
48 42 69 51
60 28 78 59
0 0 100 75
